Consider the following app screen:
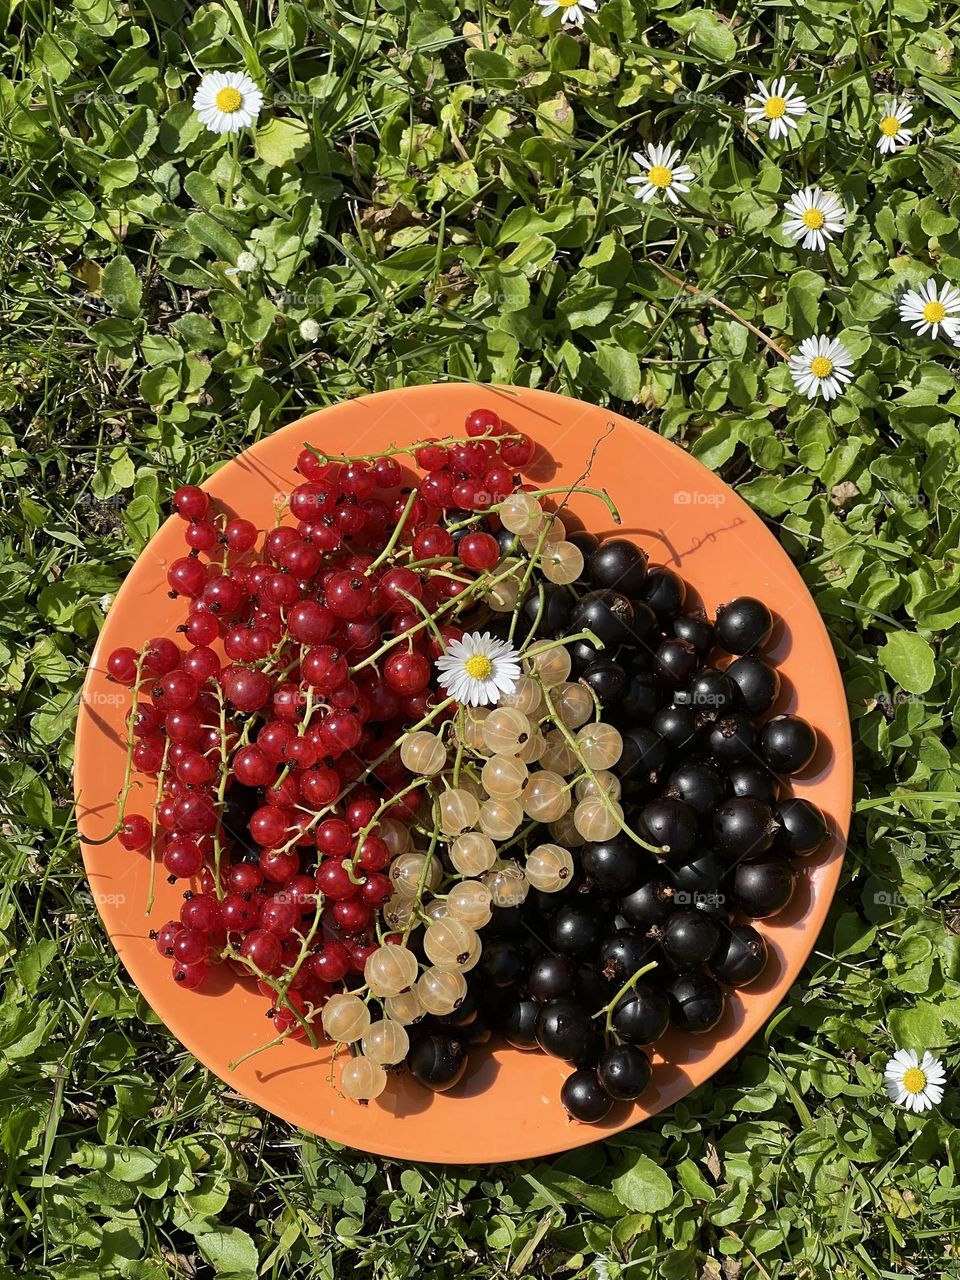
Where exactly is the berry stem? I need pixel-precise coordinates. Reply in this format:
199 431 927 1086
594 960 659 1035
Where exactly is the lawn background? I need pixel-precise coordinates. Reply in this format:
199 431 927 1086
3 0 960 1276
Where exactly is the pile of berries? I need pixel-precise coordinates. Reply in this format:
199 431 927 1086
101 408 828 1122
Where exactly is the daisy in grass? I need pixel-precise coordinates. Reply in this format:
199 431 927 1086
435 633 521 708
876 98 913 154
536 0 597 25
788 335 855 402
193 71 263 134
627 142 695 205
884 1049 946 1114
782 188 845 251
745 76 808 140
898 280 960 343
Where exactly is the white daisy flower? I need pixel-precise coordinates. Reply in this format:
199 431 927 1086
225 250 258 277
897 279 960 342
299 318 320 342
884 1048 946 1113
435 632 521 708
99 593 113 612
788 335 855 402
744 76 808 141
876 98 913 154
782 187 845 251
193 71 263 135
626 143 696 206
536 0 597 25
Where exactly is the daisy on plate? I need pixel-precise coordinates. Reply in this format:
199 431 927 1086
782 187 845 251
435 632 521 708
788 335 855 402
193 71 263 134
536 0 597 25
627 142 695 205
744 76 808 140
884 1048 946 1113
876 98 913 154
897 279 960 342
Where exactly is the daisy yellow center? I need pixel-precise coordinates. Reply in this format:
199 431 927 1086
879 115 900 137
464 654 494 680
802 208 825 230
923 300 947 324
901 1067 926 1094
810 356 834 379
647 164 673 188
764 96 787 120
215 87 243 113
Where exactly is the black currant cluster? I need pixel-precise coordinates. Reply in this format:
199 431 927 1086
404 535 829 1120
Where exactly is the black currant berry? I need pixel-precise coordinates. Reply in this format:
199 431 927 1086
407 1032 468 1091
612 981 671 1044
655 638 699 686
567 529 600 562
668 971 725 1034
589 537 649 596
536 998 600 1063
714 596 774 654
640 567 686 620
618 726 669 779
665 761 725 815
626 600 658 648
619 880 675 930
551 906 603 956
520 583 574 637
571 590 636 646
710 924 768 987
668 849 729 896
683 668 736 717
495 525 521 558
712 797 778 858
671 612 714 656
618 671 667 723
569 637 604 675
497 997 540 1048
574 965 614 1015
659 908 721 965
598 1044 652 1101
775 797 828 855
561 1068 613 1122
599 929 651 984
725 655 781 717
759 715 818 775
479 937 528 986
706 713 758 764
640 798 699 858
527 953 577 1003
727 763 780 806
651 704 697 751
582 659 628 706
731 854 796 918
582 835 654 894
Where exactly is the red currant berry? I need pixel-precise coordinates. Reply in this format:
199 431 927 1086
167 557 207 598
249 806 287 847
288 600 334 645
134 735 165 773
325 571 374 620
180 893 222 934
259 849 300 882
332 899 373 934
310 942 350 983
221 666 272 713
316 818 352 857
341 461 376 500
459 531 500 571
372 456 402 488
420 471 454 508
301 645 348 693
172 959 208 989
240 929 283 975
414 441 448 471
175 751 216 787
290 482 338 522
499 431 536 469
173 928 208 965
355 834 390 871
299 767 340 807
142 637 181 677
224 517 258 553
221 892 260 932
165 708 204 745
172 485 209 521
412 525 455 559
360 872 392 906
315 859 357 900
383 649 430 695
118 814 152 851
260 895 299 935
164 840 205 878
183 645 220 682
106 647 138 685
184 520 219 552
465 407 503 437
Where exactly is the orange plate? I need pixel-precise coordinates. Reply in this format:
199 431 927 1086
75 385 852 1164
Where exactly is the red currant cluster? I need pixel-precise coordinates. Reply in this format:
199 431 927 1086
103 409 536 1043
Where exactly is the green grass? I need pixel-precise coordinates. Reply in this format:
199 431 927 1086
3 0 960 1275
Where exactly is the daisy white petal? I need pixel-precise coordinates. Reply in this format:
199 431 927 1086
745 75 807 139
898 280 960 340
435 632 521 708
788 333 854 402
628 140 696 206
193 70 263 134
883 1047 946 1114
876 98 913 153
